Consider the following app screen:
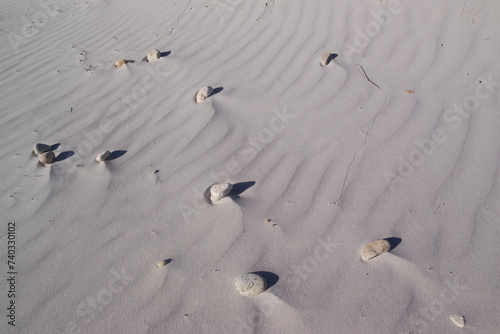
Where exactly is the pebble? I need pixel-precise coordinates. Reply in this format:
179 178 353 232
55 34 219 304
320 53 332 66
449 314 465 328
96 150 111 162
39 151 55 165
361 239 391 262
114 59 128 68
34 143 51 155
157 260 169 267
210 183 232 202
146 49 161 62
235 273 267 296
196 86 214 103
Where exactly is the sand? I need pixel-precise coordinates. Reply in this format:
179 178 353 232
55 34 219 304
1 0 499 333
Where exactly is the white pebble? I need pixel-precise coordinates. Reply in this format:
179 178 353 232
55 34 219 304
34 143 51 155
361 239 391 262
157 260 168 267
147 49 161 62
235 273 267 296
196 86 214 103
320 53 332 66
39 151 55 165
114 59 128 68
210 183 232 202
449 315 465 328
96 150 111 162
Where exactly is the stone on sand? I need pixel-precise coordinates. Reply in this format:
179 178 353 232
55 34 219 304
114 59 128 68
157 260 169 267
235 273 267 296
320 53 333 66
34 143 51 155
449 315 465 328
96 150 111 162
210 183 232 202
361 239 391 262
196 86 214 103
147 49 161 62
39 151 55 165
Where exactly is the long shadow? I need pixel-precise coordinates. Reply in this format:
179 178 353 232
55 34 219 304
54 151 74 162
253 271 279 290
107 150 127 161
50 143 61 151
212 87 223 95
384 237 402 251
230 181 255 196
160 51 171 58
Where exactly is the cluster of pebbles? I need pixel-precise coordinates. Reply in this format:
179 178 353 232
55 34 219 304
33 143 112 165
115 48 216 103
34 143 55 165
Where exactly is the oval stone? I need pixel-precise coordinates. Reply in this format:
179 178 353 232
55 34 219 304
34 143 51 155
361 239 391 262
320 53 332 66
96 150 111 162
210 183 232 202
114 59 128 68
196 86 214 103
39 151 55 165
235 273 267 296
449 315 465 328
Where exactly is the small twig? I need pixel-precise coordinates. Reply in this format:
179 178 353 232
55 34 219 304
334 63 387 204
167 0 192 36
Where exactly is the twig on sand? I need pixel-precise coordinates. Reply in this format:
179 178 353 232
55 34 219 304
334 63 387 204
257 0 275 21
167 0 192 36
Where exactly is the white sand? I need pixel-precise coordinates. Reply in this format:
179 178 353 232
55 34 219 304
1 0 499 333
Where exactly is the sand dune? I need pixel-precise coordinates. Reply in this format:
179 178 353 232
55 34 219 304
1 0 499 333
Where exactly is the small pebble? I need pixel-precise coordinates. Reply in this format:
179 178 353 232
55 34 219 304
39 151 55 165
210 183 232 202
449 314 465 328
96 150 111 162
146 49 161 62
157 260 169 267
34 143 51 155
114 59 128 68
196 86 214 103
361 239 391 262
235 273 267 296
320 53 333 66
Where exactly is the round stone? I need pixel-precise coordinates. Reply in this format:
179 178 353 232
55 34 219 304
39 151 55 165
96 150 111 162
210 183 232 202
147 49 161 62
235 273 267 296
34 143 51 155
361 239 391 262
196 86 214 103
